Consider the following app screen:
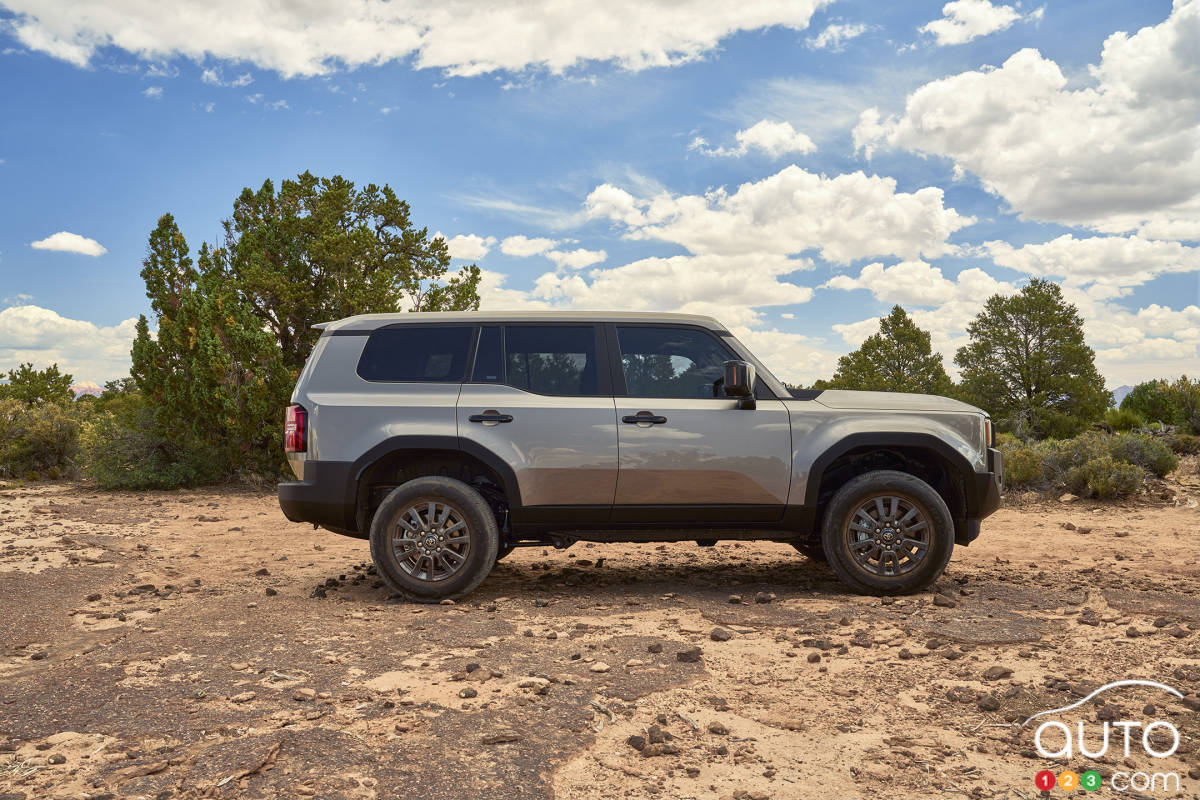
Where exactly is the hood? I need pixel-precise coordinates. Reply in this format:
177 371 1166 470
813 389 981 414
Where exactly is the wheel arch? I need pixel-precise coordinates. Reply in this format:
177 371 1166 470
349 436 521 534
805 432 975 544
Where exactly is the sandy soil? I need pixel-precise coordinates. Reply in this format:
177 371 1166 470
1 464 1198 800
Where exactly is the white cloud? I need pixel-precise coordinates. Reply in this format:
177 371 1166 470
545 248 607 271
30 231 107 257
530 252 814 328
807 22 867 51
437 233 496 260
142 85 163 98
919 0 1035 46
823 262 1017 372
987 234 1199 298
822 261 1014 309
0 305 139 384
201 67 253 87
500 235 558 257
2 0 830 79
857 0 1200 239
265 99 288 111
585 165 974 265
477 270 552 310
689 120 815 159
1059 286 1200 383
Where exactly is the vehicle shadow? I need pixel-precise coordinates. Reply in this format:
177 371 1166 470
308 545 878 608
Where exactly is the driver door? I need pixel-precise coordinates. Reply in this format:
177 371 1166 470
608 324 792 522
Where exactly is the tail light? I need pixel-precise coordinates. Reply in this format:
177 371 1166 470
984 418 995 447
284 405 307 453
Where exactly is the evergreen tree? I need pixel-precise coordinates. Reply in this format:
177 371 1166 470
129 173 482 480
955 279 1108 438
815 306 954 395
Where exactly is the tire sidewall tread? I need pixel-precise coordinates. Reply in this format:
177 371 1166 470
820 469 954 595
369 476 499 603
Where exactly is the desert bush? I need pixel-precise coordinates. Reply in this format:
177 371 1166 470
1065 456 1143 499
0 398 81 479
1104 407 1144 431
81 399 215 490
997 434 1044 487
1107 432 1178 478
1166 433 1200 455
1037 432 1110 485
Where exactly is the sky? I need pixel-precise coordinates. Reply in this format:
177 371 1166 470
0 0 1196 392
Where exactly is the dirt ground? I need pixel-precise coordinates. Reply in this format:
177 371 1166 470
2 466 1199 800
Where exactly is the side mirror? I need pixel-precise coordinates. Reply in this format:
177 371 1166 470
722 360 756 410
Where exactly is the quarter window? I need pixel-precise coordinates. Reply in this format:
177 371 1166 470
471 326 503 382
356 326 474 382
505 326 599 396
617 326 733 398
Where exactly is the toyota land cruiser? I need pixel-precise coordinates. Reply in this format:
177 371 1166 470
278 311 1002 601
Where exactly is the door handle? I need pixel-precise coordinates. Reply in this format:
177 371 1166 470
468 412 513 424
622 414 667 425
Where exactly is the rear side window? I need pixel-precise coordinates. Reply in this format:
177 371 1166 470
505 325 599 396
356 326 474 382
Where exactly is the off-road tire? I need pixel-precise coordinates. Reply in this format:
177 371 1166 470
821 470 954 595
369 477 499 603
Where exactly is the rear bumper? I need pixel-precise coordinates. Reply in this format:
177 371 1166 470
957 448 1003 545
278 460 356 531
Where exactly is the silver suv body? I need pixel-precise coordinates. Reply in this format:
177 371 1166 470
279 311 1002 599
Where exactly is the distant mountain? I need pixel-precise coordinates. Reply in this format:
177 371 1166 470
71 381 103 400
1110 385 1134 406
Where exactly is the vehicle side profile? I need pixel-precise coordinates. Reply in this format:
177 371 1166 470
279 311 1002 601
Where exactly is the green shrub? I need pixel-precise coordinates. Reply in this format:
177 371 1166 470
1037 431 1110 484
1104 407 1144 431
1107 433 1178 478
81 401 215 490
997 435 1044 487
1166 433 1200 455
1065 456 1144 499
0 398 81 478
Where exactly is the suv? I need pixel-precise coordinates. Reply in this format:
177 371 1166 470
279 311 1002 601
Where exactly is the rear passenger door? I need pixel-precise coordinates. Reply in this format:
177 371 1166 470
457 324 618 519
609 324 792 522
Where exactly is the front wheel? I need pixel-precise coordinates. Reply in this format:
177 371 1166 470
820 470 954 595
369 477 499 603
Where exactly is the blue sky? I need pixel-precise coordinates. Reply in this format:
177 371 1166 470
0 0 1196 389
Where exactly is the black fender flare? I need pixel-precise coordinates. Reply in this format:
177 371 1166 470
349 434 523 509
803 431 977 513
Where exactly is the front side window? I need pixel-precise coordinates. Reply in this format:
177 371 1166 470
617 326 732 398
505 325 599 396
356 326 474 382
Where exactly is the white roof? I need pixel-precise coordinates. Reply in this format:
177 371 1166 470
316 310 728 333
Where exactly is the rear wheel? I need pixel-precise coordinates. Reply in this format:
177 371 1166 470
821 470 953 595
369 477 499 603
